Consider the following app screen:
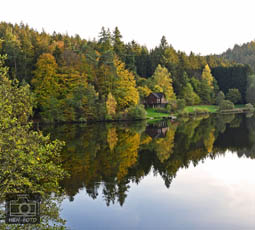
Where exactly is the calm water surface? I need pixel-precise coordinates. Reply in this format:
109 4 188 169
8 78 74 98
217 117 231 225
43 114 255 230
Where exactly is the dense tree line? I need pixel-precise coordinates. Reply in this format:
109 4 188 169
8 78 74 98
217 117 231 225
221 41 255 72
0 22 253 121
211 64 252 103
220 41 255 105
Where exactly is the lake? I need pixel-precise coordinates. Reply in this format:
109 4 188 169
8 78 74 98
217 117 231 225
42 113 255 230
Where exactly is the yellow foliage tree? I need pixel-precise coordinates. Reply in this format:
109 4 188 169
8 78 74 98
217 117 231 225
96 63 115 97
31 53 59 107
137 85 151 101
32 53 89 122
113 57 139 111
201 64 214 89
151 64 176 100
106 92 117 117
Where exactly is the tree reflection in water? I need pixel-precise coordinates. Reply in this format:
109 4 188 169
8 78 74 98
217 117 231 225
42 114 255 207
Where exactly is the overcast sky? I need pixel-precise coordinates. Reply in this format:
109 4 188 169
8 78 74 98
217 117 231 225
2 0 255 55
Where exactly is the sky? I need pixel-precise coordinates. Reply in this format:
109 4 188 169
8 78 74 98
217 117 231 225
1 0 255 55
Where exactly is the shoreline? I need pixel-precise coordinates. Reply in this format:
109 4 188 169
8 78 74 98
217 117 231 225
33 105 254 125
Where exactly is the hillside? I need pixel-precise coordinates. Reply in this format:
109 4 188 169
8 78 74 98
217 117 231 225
221 41 255 72
0 22 252 122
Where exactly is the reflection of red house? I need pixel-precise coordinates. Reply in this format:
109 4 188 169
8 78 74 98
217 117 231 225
146 120 169 138
146 127 169 138
145 93 168 108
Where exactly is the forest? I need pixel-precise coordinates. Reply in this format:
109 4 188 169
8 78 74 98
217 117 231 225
0 22 254 122
222 41 255 72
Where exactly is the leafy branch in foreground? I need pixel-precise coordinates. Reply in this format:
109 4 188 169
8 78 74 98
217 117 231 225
0 54 68 229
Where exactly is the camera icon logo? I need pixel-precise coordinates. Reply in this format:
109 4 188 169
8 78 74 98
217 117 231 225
5 193 41 224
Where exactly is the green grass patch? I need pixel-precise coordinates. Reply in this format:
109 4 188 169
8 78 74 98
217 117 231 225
146 104 247 120
184 105 219 113
146 108 169 119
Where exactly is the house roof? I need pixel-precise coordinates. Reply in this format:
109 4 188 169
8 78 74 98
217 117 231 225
151 92 165 98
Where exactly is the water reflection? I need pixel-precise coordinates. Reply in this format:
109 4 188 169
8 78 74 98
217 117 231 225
40 114 255 210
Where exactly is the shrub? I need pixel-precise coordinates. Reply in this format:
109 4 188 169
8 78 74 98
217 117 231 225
116 111 126 120
166 104 172 113
219 100 235 110
226 88 242 104
215 91 225 105
245 103 255 111
168 99 177 111
126 105 147 120
177 99 186 111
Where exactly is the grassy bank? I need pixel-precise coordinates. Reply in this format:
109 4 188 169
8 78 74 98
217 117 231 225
146 104 251 120
182 104 249 114
183 105 218 113
146 108 169 119
146 106 217 120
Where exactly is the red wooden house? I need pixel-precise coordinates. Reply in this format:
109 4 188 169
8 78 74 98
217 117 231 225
145 93 168 108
